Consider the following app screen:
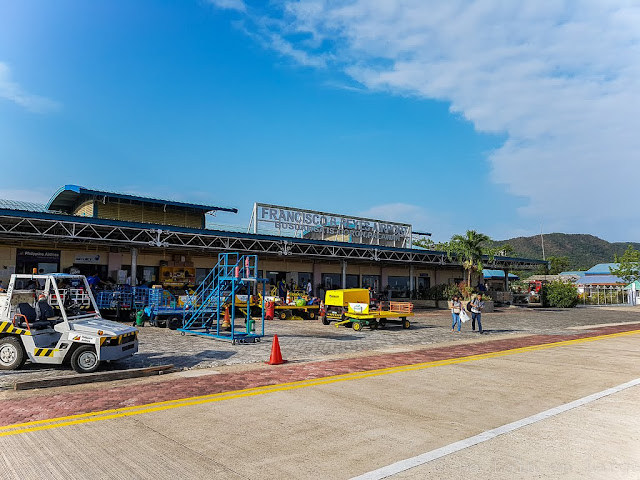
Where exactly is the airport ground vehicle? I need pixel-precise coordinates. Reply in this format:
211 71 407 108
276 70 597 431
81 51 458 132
320 288 414 331
0 274 138 373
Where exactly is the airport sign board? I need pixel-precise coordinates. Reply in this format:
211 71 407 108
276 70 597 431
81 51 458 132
250 203 412 247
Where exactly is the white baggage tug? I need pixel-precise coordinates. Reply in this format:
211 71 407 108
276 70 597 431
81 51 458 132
0 274 138 373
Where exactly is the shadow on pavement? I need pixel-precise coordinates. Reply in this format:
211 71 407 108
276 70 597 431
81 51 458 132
275 333 365 341
123 350 237 368
478 329 523 334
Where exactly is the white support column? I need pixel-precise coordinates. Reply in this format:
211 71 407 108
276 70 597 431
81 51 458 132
131 247 138 287
342 261 347 289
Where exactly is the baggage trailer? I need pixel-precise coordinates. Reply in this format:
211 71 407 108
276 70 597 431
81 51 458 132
256 292 320 320
321 289 413 331
96 286 151 322
271 304 319 320
0 273 138 373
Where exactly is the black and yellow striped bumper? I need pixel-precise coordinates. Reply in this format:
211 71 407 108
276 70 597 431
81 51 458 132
33 348 58 357
100 331 138 346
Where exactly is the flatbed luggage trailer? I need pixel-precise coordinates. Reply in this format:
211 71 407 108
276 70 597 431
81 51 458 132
321 289 414 331
0 273 138 373
271 304 319 320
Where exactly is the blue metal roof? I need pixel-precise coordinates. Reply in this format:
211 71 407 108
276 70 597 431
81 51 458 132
0 207 549 265
585 263 619 275
46 185 237 214
576 274 625 285
483 269 519 280
0 199 50 213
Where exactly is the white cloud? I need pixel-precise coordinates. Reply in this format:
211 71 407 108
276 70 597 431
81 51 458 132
234 1 640 240
0 62 60 113
208 0 246 13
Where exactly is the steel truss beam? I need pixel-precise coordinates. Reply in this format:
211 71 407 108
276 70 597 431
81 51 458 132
0 214 544 269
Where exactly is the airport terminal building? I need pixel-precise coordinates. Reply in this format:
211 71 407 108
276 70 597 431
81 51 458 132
0 185 544 298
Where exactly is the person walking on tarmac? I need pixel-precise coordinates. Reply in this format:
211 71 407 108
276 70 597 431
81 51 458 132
278 278 287 301
471 293 485 333
450 295 462 333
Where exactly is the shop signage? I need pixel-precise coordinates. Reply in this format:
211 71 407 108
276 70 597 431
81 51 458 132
250 203 412 246
16 249 61 263
74 254 102 264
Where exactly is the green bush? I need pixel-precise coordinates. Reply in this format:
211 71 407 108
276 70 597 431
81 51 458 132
544 281 578 308
443 283 462 300
424 284 448 300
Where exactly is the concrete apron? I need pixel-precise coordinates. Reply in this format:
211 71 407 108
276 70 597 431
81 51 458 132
1 334 639 480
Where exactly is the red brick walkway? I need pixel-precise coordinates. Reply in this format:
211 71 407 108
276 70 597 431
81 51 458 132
1 323 638 427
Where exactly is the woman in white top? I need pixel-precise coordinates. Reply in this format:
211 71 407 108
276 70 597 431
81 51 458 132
450 295 462 332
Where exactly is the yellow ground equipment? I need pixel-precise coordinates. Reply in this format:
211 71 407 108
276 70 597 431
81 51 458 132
321 288 413 331
256 291 319 320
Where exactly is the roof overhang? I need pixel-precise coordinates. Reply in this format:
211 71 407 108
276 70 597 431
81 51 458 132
46 185 238 214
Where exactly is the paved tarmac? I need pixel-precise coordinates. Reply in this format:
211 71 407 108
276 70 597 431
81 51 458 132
0 319 639 479
1 305 638 388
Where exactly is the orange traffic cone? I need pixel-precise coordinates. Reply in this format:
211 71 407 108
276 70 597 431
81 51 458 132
266 334 286 365
221 305 231 330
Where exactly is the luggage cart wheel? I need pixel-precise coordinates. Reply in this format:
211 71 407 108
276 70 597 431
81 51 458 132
308 311 316 320
402 318 411 329
352 322 362 331
232 339 236 345
369 321 378 330
379 319 386 329
279 311 288 320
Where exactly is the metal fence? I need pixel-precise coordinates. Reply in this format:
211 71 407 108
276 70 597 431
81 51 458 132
579 286 634 306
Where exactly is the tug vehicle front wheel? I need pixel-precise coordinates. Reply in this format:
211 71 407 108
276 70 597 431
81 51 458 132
71 346 100 374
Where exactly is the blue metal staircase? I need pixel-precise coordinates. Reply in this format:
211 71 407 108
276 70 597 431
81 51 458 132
177 253 266 343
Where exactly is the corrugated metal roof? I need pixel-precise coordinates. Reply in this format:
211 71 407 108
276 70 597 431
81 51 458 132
585 263 619 275
46 185 238 214
576 274 625 285
483 269 519 280
0 199 49 213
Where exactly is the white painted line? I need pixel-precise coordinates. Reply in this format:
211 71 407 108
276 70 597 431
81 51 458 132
351 377 640 480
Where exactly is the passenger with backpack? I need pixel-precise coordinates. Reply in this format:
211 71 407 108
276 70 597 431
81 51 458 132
471 293 485 333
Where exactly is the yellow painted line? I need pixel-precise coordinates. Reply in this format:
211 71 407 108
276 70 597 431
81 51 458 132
1 328 639 438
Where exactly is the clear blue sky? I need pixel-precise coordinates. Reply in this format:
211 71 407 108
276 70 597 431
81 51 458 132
1 1 638 242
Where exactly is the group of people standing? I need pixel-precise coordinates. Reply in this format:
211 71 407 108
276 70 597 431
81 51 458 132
450 293 485 334
276 278 313 303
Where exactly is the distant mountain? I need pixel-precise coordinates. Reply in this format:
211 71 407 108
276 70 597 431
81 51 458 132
493 233 640 270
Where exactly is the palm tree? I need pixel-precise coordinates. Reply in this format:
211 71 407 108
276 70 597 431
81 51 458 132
448 230 492 287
